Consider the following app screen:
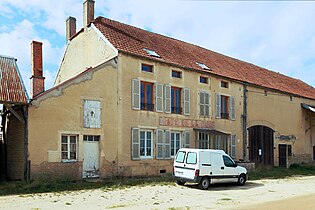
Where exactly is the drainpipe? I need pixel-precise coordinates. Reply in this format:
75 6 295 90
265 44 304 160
242 84 247 161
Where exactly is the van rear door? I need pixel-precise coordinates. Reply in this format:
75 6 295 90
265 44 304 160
174 150 197 181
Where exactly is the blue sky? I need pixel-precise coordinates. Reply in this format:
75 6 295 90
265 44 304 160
1 0 315 94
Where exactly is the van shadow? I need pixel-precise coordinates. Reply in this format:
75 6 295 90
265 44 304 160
184 181 263 191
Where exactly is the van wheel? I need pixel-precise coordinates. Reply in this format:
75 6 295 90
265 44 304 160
199 177 210 190
238 174 246 186
176 180 186 186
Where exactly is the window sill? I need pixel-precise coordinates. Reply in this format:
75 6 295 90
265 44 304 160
61 160 78 163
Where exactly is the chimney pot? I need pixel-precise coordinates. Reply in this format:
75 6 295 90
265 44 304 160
30 41 45 98
83 0 95 26
66 16 76 41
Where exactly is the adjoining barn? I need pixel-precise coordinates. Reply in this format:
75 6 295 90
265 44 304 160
0 54 29 180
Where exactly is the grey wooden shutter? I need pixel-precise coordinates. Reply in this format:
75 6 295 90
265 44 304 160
84 100 101 128
231 134 236 158
155 83 163 112
164 130 171 159
156 129 164 159
131 128 140 160
132 79 140 110
164 84 171 113
205 92 210 117
183 88 190 115
215 93 221 119
184 130 190 148
230 96 235 120
199 91 205 116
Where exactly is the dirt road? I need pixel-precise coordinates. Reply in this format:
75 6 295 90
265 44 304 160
0 176 314 209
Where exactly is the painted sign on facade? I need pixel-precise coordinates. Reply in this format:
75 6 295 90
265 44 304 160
159 117 214 129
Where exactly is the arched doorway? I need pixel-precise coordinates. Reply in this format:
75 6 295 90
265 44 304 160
248 126 274 166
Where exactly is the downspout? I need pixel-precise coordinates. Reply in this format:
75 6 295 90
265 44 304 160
22 105 29 181
242 84 247 161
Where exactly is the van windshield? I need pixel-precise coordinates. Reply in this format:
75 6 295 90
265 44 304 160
175 151 186 163
186 152 197 165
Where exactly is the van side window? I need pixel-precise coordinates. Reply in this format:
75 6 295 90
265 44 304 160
223 155 235 167
175 151 186 163
186 152 197 165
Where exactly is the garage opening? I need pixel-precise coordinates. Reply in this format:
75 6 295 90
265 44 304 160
248 125 274 166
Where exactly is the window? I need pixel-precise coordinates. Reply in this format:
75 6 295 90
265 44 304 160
223 155 235 167
61 135 78 161
186 152 197 165
171 87 182 114
171 131 181 156
199 76 208 84
198 132 210 149
139 130 153 158
196 62 210 70
172 70 182 78
221 81 229 88
83 100 101 128
175 151 186 163
144 49 160 58
141 81 154 111
83 135 100 141
141 64 153 73
221 95 229 119
199 91 210 117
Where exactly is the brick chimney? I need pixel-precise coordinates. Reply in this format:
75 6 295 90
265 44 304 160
66 16 76 41
83 0 95 26
30 41 45 98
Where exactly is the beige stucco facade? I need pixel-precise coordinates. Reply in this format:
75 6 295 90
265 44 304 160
27 24 315 180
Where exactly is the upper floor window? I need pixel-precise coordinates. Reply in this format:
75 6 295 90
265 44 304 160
200 76 208 84
171 86 182 114
215 94 235 120
141 81 154 111
83 100 101 128
172 70 182 78
221 81 229 88
141 64 153 73
61 135 78 162
221 95 229 119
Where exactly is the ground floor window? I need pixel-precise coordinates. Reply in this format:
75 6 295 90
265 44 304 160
198 132 236 158
61 135 78 161
140 130 153 158
171 131 181 156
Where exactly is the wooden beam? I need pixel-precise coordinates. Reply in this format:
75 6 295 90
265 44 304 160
5 104 24 123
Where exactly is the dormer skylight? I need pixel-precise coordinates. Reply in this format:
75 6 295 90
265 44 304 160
144 48 161 58
196 62 210 70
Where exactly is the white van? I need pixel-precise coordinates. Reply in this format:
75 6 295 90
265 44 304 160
173 148 247 189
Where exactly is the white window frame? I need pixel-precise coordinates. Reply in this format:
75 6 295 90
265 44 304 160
171 131 182 157
139 130 153 159
61 134 78 162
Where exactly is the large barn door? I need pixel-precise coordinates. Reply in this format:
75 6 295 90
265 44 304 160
248 126 274 166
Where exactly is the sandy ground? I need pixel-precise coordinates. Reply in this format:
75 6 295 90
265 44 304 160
0 176 315 210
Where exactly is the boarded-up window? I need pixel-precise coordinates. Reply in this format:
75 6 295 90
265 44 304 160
184 130 190 148
230 96 235 120
199 91 210 117
164 84 171 113
84 100 101 128
183 88 190 115
132 79 140 110
155 83 163 112
131 128 140 160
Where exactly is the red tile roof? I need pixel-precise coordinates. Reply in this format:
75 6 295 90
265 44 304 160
0 55 28 104
93 17 315 100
